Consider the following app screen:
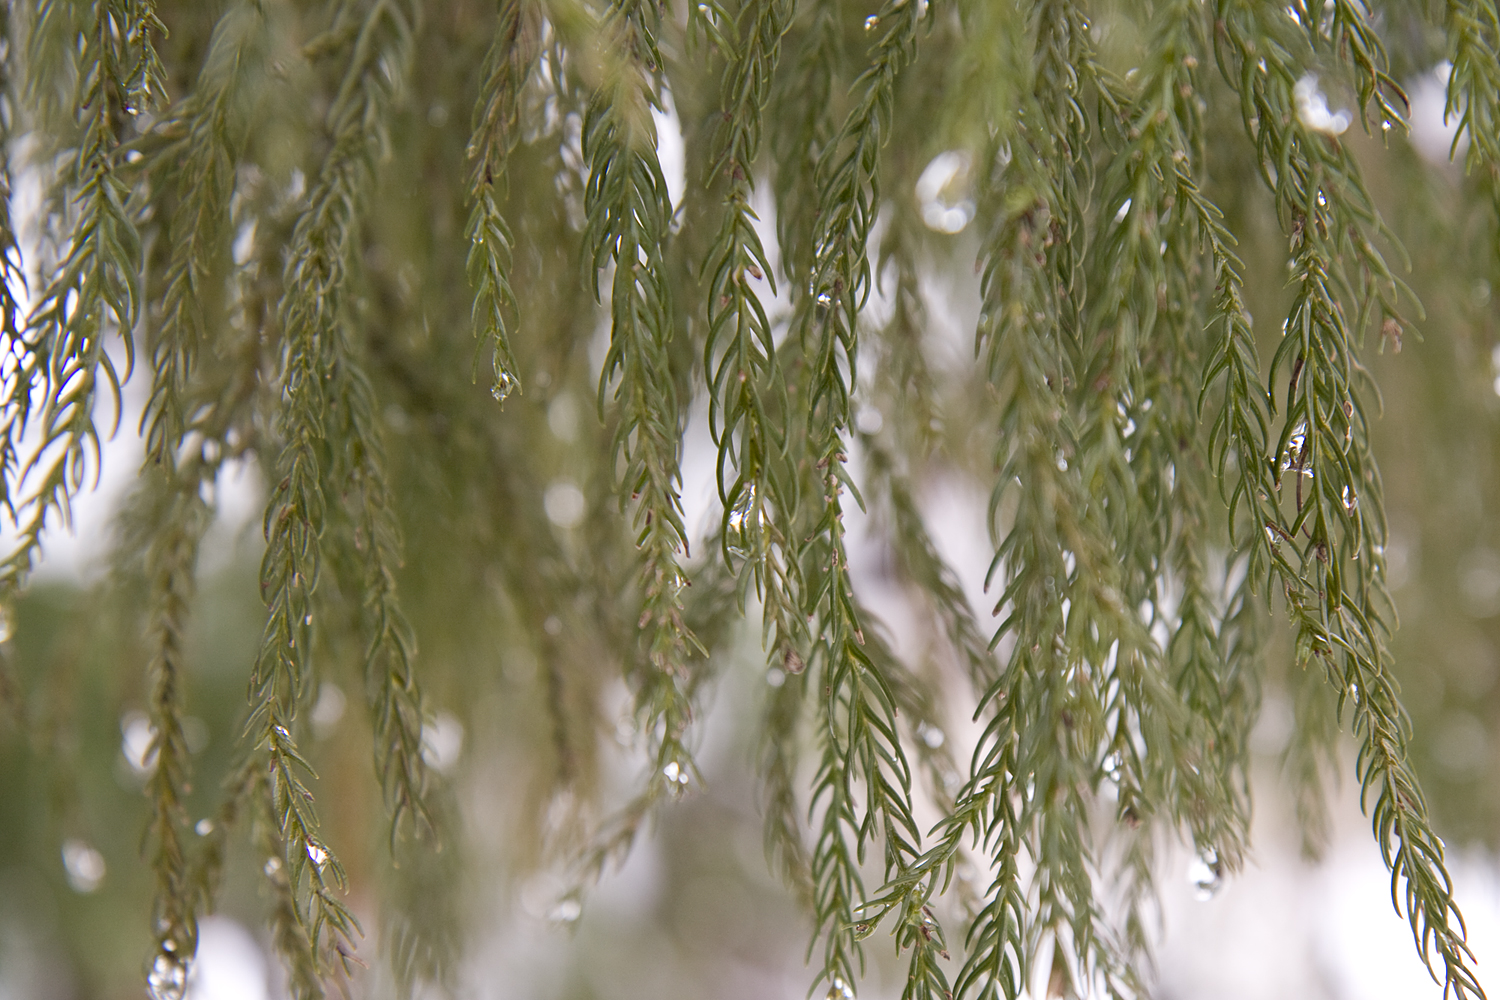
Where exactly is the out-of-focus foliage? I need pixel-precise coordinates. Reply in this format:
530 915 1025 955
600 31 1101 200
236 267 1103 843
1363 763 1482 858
0 0 1497 998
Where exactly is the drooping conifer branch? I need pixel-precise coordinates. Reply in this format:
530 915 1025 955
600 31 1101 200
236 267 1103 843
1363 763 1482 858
467 0 539 404
134 472 210 1000
1083 0 1256 886
703 0 804 696
769 0 841 283
142 1 267 468
0 3 22 364
581 0 701 799
1 0 163 594
252 1 431 990
1211 3 1485 995
1445 0 1500 174
908 2 1163 995
795 0 935 994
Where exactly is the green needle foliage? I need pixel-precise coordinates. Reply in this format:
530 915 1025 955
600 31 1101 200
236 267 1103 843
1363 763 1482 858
0 0 1498 998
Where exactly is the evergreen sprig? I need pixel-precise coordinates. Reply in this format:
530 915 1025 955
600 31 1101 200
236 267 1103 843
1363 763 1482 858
1445 0 1500 171
2 0 163 594
252 0 430 991
136 470 210 1000
1210 2 1485 995
142 0 267 468
790 0 939 994
703 0 805 698
466 0 538 404
581 0 702 802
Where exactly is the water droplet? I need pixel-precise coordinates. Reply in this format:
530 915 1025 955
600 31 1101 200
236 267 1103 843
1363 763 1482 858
662 760 682 782
264 856 282 876
307 842 328 866
864 14 879 29
1114 198 1132 224
916 722 945 748
491 370 519 403
1342 486 1357 512
195 819 214 836
146 953 187 1000
160 938 176 953
1187 848 1223 900
827 976 856 1000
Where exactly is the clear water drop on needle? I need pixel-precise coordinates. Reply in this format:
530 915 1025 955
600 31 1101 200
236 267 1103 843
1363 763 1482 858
146 953 187 1000
491 369 519 403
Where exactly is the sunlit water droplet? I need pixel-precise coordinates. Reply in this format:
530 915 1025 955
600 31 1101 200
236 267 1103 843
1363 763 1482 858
146 953 187 1000
491 370 519 403
195 819 215 836
864 15 879 29
307 842 328 867
263 856 282 877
